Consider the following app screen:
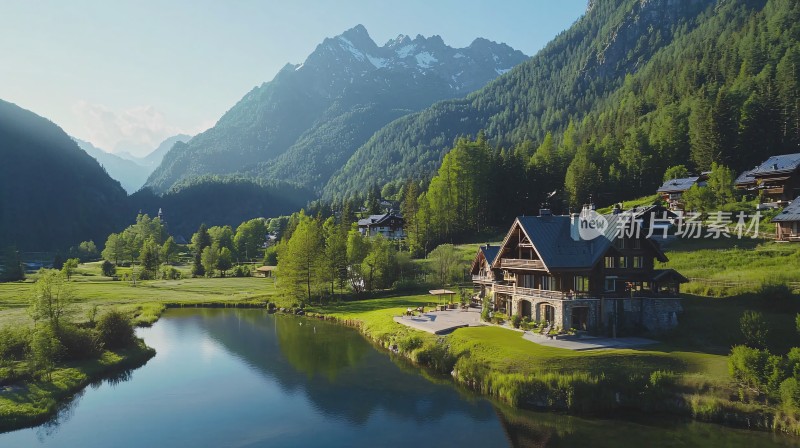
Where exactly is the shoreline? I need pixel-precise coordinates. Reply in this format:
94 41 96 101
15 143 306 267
0 340 155 433
3 299 798 438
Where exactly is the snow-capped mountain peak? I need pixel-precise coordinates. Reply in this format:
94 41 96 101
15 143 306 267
299 24 527 94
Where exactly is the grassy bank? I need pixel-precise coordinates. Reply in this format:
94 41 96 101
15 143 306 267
306 291 800 434
0 340 155 432
0 274 287 327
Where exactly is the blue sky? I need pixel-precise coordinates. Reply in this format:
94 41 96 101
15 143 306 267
0 1 587 156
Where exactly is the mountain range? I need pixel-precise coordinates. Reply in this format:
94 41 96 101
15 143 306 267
75 134 191 193
323 0 800 201
144 24 527 193
7 0 800 252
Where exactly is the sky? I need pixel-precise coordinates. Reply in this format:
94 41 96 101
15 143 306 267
0 1 587 157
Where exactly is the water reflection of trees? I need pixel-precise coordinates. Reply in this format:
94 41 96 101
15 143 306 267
32 363 141 441
197 309 497 426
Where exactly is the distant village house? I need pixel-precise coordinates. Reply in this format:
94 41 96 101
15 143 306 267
771 196 800 242
357 212 405 240
656 173 708 211
735 153 800 206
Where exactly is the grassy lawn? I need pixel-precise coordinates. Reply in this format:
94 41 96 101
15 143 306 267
661 237 800 286
0 265 283 327
309 291 732 386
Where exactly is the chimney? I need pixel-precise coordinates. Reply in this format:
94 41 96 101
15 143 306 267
539 208 552 217
570 213 580 241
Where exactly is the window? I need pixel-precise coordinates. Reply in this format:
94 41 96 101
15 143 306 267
618 257 629 268
615 238 626 249
604 277 616 292
573 276 590 292
632 239 641 249
541 276 557 291
604 256 615 268
633 256 644 268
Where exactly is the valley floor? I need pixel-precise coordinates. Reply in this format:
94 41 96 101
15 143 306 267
1 254 799 434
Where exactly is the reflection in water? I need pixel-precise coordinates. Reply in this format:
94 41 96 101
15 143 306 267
2 308 798 448
195 309 497 426
493 401 800 448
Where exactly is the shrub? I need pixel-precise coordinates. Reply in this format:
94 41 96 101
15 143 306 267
728 345 774 394
781 377 800 410
160 266 181 280
0 327 31 363
29 325 63 379
414 341 456 374
57 324 101 361
740 310 768 349
233 265 251 278
101 260 116 277
649 370 676 392
758 280 793 310
511 314 522 329
396 334 424 353
137 269 154 281
96 310 135 350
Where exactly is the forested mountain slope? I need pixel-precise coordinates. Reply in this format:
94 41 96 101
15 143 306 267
0 100 128 250
323 0 800 203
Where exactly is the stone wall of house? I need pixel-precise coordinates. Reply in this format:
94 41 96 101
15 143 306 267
510 297 600 331
640 298 682 331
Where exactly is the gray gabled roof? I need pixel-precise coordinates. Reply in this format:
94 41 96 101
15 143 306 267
493 211 668 271
512 215 617 270
657 177 700 194
772 196 800 222
735 170 756 186
482 245 500 265
357 212 403 227
749 153 800 177
470 244 501 273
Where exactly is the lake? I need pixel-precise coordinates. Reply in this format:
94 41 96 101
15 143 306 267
1 308 797 447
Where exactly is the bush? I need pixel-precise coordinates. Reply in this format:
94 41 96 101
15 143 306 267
511 314 522 329
758 280 794 310
0 327 31 363
728 345 784 394
780 377 800 410
137 269 154 281
233 265 251 278
396 334 424 353
161 266 181 280
96 310 135 350
649 370 676 392
29 325 63 378
740 310 769 349
101 260 116 277
57 324 101 361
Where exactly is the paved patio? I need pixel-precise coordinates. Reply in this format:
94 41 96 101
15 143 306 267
522 333 658 351
394 308 485 334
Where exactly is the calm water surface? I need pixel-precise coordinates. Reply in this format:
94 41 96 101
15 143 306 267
1 309 798 447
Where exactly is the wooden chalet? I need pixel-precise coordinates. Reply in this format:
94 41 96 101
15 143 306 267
772 196 800 241
471 208 687 335
469 244 501 306
735 153 800 206
656 174 707 210
357 212 405 240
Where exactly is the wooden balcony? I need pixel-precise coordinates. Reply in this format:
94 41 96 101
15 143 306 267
500 259 546 270
493 284 582 301
471 275 495 283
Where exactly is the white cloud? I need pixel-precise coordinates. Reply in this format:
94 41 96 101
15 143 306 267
72 101 212 157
